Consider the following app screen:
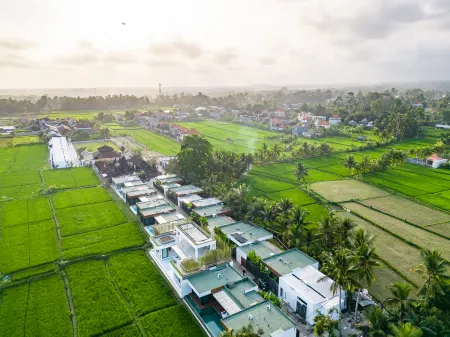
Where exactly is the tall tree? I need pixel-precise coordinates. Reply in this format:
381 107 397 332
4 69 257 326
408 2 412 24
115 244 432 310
414 249 450 301
343 154 357 176
351 241 379 320
294 162 309 185
384 283 414 320
390 322 423 337
366 306 390 337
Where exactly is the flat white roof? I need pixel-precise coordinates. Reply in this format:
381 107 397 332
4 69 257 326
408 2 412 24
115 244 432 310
49 137 80 168
178 222 213 245
281 265 336 304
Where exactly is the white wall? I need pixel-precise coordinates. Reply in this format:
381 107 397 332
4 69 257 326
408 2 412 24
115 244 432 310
236 248 247 265
278 277 316 325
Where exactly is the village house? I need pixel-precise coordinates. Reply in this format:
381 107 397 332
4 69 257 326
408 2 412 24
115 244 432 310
328 114 342 125
170 124 200 142
426 153 449 168
94 145 121 161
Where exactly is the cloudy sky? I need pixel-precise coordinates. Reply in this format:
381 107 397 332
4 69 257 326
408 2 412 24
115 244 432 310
1 0 450 88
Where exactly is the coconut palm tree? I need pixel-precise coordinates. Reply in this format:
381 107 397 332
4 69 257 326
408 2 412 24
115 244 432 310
351 242 379 320
414 249 450 301
319 248 353 321
317 216 338 250
294 162 309 185
390 322 423 337
286 223 303 249
337 217 356 246
351 227 375 249
261 142 268 162
384 282 414 320
277 198 294 216
366 306 390 337
343 154 357 176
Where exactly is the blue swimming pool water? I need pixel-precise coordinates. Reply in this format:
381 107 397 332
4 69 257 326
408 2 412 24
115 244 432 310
202 311 224 337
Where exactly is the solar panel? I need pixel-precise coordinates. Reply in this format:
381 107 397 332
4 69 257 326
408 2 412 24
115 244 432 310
231 233 248 244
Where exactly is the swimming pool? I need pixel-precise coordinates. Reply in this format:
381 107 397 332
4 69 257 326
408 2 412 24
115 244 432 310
202 311 224 337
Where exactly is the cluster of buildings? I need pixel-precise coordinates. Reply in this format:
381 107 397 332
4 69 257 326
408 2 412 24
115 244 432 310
39 117 93 137
112 173 345 337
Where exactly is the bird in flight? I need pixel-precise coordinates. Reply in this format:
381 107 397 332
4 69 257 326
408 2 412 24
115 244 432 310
121 22 126 25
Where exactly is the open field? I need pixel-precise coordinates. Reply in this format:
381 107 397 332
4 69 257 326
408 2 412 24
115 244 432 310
37 110 125 120
73 140 120 152
61 222 145 259
361 195 450 226
141 305 206 337
111 127 180 155
43 167 99 189
0 219 58 274
56 200 128 236
1 197 52 227
369 261 416 301
311 180 389 202
0 275 73 336
335 212 424 286
52 186 112 209
265 189 316 206
66 260 133 337
108 251 177 316
341 202 450 261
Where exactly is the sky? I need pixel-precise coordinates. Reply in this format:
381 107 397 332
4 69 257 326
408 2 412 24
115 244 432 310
1 0 450 89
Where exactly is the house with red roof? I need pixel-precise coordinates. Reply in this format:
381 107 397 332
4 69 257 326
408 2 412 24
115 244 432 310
317 121 331 129
170 124 200 142
426 153 448 168
329 115 342 125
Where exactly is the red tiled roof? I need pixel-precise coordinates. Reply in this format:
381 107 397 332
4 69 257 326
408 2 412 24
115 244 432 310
427 153 444 161
319 121 330 126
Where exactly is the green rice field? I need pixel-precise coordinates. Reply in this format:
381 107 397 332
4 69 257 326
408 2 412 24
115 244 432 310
112 127 180 155
0 143 203 336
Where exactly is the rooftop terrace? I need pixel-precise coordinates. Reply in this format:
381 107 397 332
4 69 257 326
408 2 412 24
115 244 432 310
169 184 203 196
154 212 185 225
186 264 243 295
238 241 281 260
177 222 214 246
191 198 222 208
263 249 318 277
193 205 231 218
140 204 175 217
112 175 141 185
207 216 236 229
222 301 295 337
178 194 203 205
224 278 264 309
220 222 272 245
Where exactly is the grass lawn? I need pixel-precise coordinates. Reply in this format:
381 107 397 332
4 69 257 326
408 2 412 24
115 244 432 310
311 180 390 202
61 222 145 259
361 195 450 226
56 200 128 236
66 260 133 337
0 275 72 337
108 251 177 316
52 186 111 209
341 202 450 261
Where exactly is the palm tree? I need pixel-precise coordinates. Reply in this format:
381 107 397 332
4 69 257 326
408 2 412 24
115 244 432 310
294 162 309 185
351 227 375 249
360 155 372 174
351 242 379 320
317 216 338 250
272 143 281 161
286 223 303 248
390 322 423 337
366 306 390 337
384 282 414 320
261 142 268 162
201 174 218 196
414 248 450 301
337 217 356 246
214 183 229 200
319 248 352 321
343 154 356 176
277 198 294 215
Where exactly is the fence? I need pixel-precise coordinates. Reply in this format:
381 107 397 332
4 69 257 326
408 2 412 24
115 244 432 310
246 260 279 294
